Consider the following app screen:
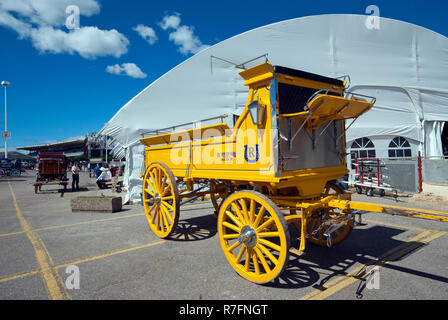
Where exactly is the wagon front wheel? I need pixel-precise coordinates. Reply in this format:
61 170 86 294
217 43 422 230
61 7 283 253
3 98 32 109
218 190 290 284
142 162 179 238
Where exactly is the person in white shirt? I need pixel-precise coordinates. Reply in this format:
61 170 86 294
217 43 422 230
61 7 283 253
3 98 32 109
96 167 112 189
71 163 80 191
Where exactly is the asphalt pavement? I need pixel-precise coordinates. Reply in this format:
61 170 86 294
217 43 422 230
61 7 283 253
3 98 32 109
0 170 447 301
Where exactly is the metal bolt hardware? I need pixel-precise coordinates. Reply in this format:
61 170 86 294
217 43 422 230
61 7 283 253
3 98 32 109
154 193 161 205
238 225 257 247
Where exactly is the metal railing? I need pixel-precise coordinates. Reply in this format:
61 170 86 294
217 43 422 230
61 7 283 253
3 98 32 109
140 115 229 138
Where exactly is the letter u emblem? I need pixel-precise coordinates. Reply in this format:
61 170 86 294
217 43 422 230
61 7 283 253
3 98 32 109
244 144 259 163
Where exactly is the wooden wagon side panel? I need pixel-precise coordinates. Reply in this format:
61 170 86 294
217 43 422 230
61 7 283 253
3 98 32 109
39 160 64 176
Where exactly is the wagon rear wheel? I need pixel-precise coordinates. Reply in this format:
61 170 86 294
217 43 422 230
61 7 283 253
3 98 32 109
218 190 290 284
307 182 352 246
210 180 233 218
142 162 180 239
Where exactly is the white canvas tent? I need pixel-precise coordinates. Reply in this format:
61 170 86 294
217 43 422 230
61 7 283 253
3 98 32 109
99 14 448 202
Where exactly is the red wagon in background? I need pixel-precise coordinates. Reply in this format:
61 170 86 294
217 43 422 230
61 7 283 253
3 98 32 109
33 152 69 196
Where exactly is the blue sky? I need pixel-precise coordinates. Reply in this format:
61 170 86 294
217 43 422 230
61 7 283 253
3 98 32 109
0 0 447 151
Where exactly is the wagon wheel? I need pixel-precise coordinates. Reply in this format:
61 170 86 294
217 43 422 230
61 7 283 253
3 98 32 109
142 162 180 239
210 180 233 218
218 190 290 284
10 169 20 177
306 182 352 247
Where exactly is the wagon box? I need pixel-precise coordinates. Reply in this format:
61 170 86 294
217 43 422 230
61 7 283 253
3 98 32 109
33 152 69 196
37 152 68 178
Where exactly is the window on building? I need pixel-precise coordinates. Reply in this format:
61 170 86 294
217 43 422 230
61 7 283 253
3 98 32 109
350 137 376 169
388 137 412 158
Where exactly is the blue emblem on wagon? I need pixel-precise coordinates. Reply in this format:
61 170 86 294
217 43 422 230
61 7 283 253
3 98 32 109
244 144 259 163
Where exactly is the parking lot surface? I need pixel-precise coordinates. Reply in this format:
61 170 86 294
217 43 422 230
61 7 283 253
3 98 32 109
1 171 447 300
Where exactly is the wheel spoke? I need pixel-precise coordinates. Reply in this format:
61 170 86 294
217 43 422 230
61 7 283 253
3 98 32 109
318 226 323 241
157 168 163 190
160 208 169 231
252 249 260 275
240 198 250 224
258 238 281 252
161 175 167 193
257 243 278 265
153 168 160 190
309 219 318 233
231 202 247 225
253 206 266 228
235 246 246 264
223 233 239 240
225 210 243 228
145 187 155 197
245 248 252 271
145 178 156 194
249 199 255 224
153 208 160 230
227 240 242 252
223 221 241 233
147 203 157 223
161 180 171 197
149 171 158 192
257 231 280 238
162 201 174 211
161 204 173 224
254 247 271 273
256 217 275 232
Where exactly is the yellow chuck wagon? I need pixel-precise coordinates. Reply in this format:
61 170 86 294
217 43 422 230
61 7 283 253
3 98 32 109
139 62 448 284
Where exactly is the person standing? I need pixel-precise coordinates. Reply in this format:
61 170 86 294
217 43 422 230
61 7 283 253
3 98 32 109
71 162 80 191
93 163 101 178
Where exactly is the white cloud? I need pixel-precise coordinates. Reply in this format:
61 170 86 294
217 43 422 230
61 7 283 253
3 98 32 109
160 13 209 55
29 26 129 59
168 25 209 55
0 0 100 27
159 13 181 30
0 0 129 59
106 63 147 79
133 24 158 45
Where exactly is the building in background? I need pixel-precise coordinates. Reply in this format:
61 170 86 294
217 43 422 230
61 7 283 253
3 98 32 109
16 133 116 162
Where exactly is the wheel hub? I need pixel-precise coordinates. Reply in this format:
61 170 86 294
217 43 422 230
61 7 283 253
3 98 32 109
154 193 161 205
238 225 257 247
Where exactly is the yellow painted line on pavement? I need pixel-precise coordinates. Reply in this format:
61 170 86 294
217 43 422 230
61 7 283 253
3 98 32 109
55 239 166 269
0 213 144 239
0 201 211 239
0 269 40 284
8 181 71 300
299 230 447 300
0 239 166 285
